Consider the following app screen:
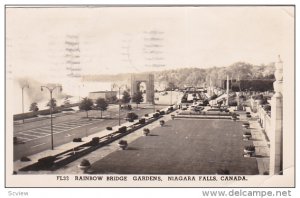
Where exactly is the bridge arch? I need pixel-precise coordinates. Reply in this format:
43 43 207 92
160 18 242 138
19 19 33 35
130 74 154 103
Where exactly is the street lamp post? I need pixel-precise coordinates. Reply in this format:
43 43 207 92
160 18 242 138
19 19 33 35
41 85 62 150
118 87 121 126
153 92 156 113
170 88 173 106
21 84 29 123
112 83 126 126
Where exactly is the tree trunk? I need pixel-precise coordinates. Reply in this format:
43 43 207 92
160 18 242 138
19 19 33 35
101 110 102 118
86 111 88 118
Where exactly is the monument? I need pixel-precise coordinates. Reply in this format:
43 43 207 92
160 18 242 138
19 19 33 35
269 55 283 175
130 74 155 103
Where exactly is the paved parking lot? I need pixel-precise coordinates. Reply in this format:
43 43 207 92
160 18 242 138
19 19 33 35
15 119 101 142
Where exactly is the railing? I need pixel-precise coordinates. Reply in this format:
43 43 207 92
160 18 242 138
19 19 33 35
256 103 271 139
13 103 80 121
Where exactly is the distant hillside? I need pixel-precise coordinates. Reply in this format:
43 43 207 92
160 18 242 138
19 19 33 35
82 61 275 88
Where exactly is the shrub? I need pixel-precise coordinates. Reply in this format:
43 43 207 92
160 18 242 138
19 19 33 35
263 105 271 111
73 138 82 142
160 111 165 115
156 110 160 113
92 137 100 142
118 140 128 150
217 169 230 175
160 120 165 126
202 100 209 106
139 118 146 124
242 122 250 127
143 128 150 136
126 112 138 120
243 132 251 136
244 145 255 152
89 137 100 146
79 159 91 167
144 114 149 117
106 126 113 130
118 126 127 133
38 156 56 166
20 156 31 162
118 140 128 145
153 113 160 118
246 114 252 118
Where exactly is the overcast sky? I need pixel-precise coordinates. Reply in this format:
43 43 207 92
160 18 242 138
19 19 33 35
6 6 294 82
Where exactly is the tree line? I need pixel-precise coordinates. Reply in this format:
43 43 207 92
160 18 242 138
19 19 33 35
29 90 144 117
82 61 275 89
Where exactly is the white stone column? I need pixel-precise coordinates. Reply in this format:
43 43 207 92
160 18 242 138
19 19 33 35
209 76 212 96
236 92 240 106
269 55 283 175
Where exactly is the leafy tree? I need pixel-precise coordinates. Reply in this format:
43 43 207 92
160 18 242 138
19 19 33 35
79 97 94 118
95 98 108 118
46 98 57 110
165 82 177 91
29 102 39 112
131 91 144 108
107 95 117 103
121 91 131 104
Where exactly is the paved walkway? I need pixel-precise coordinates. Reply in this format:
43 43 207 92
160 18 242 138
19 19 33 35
245 107 270 174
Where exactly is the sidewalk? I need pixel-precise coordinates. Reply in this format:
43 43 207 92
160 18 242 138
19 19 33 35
245 107 270 175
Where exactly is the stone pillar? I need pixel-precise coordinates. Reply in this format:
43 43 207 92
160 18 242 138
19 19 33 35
130 75 136 97
146 74 154 103
226 75 229 106
269 55 283 175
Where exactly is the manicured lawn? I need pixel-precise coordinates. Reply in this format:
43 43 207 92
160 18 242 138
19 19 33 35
90 119 258 174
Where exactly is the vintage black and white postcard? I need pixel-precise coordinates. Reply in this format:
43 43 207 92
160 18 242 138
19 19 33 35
5 4 295 188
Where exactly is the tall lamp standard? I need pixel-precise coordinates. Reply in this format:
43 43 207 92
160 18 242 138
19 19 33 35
118 87 121 126
41 85 62 150
21 84 29 123
112 83 126 126
170 88 173 106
